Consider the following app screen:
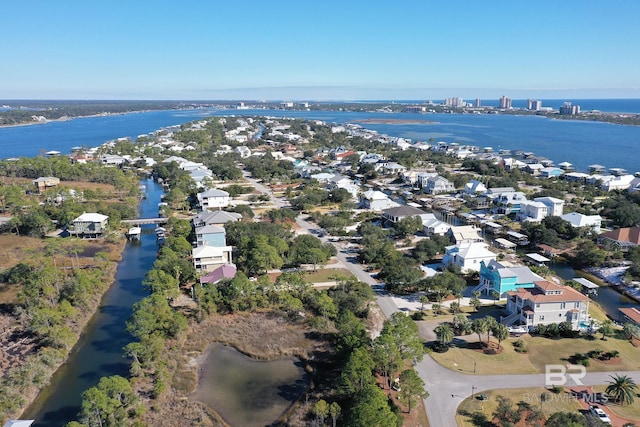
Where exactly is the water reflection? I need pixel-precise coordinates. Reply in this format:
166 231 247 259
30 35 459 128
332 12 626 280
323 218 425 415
191 343 308 427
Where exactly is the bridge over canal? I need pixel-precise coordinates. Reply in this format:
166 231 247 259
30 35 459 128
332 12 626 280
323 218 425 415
121 217 169 226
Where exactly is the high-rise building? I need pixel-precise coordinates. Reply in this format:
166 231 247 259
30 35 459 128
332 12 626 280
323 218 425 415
445 97 464 107
499 96 512 109
475 98 481 108
527 99 542 111
559 102 580 115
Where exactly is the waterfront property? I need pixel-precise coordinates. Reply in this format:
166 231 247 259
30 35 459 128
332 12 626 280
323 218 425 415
68 212 109 238
598 226 640 251
442 242 496 273
197 189 231 210
502 280 590 329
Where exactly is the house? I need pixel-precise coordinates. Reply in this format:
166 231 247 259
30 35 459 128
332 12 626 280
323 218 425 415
100 154 126 167
33 176 60 193
199 264 237 285
382 205 433 224
189 169 214 188
192 245 233 272
447 225 483 244
560 212 602 233
601 174 635 191
193 210 242 227
463 180 488 195
197 189 230 210
619 307 640 326
382 162 407 175
628 177 640 194
359 190 399 211
534 197 565 216
194 225 227 247
423 175 455 194
502 281 589 330
422 218 451 236
494 191 527 215
517 200 548 222
442 242 497 273
598 226 640 251
474 260 543 296
539 167 564 178
69 213 109 238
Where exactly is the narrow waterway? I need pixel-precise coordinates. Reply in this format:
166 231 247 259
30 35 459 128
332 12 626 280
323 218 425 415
23 178 161 426
550 263 640 321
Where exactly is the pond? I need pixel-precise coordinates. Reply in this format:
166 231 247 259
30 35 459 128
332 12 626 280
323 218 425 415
550 262 640 321
190 343 308 427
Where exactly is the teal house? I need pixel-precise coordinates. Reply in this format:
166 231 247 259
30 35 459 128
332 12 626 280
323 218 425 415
195 225 227 248
474 260 544 296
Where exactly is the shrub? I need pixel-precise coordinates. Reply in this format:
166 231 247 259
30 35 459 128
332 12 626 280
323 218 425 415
551 385 564 394
545 323 560 338
513 339 528 353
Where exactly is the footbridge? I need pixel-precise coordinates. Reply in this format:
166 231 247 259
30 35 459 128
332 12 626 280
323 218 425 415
120 217 169 226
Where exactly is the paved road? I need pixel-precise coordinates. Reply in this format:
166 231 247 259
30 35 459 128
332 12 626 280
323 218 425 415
242 171 640 427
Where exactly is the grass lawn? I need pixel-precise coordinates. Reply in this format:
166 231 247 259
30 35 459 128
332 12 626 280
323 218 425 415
456 387 582 427
593 385 640 422
302 268 354 283
432 331 640 375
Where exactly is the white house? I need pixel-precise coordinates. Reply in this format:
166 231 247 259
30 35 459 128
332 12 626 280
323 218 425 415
447 225 483 244
463 180 488 195
197 189 231 210
534 197 565 216
69 213 109 238
503 281 590 330
382 205 433 224
602 174 635 191
442 242 497 273
517 200 548 222
422 218 452 236
560 212 602 234
193 210 242 227
359 190 399 211
234 146 252 158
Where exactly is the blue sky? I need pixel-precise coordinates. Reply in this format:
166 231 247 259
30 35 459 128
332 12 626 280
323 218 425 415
2 1 639 100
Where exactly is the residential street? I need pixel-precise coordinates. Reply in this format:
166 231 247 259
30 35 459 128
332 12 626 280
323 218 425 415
242 171 640 427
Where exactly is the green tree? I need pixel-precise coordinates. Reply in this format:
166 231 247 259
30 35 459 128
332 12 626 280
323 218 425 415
383 312 425 364
623 322 640 341
398 368 428 414
373 331 402 390
492 323 509 349
313 399 329 425
544 411 588 427
434 323 454 347
127 293 187 339
606 374 638 406
484 316 498 343
329 401 341 427
339 346 375 395
599 319 613 340
79 375 137 427
471 318 488 344
392 215 423 238
346 384 398 427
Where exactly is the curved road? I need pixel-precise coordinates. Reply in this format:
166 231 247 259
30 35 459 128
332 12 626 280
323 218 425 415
242 171 640 427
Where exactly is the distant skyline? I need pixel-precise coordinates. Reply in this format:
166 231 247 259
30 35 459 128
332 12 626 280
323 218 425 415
2 1 640 100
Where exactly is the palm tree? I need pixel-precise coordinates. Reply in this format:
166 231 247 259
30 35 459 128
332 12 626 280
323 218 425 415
492 323 509 350
434 323 454 347
606 374 638 406
471 318 488 344
419 295 429 313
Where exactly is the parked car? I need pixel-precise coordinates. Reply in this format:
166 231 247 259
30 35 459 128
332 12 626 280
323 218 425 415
589 405 611 424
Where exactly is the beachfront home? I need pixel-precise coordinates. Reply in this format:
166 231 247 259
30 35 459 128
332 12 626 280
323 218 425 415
33 176 60 193
601 174 635 191
494 191 527 215
502 281 590 330
69 213 109 238
197 189 231 210
474 260 543 296
442 242 497 273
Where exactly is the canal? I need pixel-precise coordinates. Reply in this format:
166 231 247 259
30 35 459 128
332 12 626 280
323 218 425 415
23 178 161 426
550 262 640 321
